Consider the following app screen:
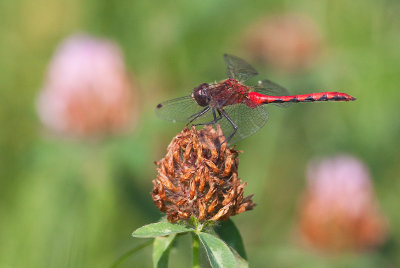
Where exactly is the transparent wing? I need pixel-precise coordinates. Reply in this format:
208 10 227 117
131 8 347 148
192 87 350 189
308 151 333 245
252 79 292 108
217 104 269 145
224 54 258 82
155 95 206 123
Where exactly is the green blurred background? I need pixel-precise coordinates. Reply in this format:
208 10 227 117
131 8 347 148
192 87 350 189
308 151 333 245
1 0 400 267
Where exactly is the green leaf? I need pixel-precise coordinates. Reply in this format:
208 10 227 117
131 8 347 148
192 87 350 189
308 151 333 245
213 219 247 260
231 249 249 268
198 232 237 268
132 222 193 238
153 234 176 268
200 242 213 268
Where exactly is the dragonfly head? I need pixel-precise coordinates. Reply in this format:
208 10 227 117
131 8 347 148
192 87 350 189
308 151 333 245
192 83 211 107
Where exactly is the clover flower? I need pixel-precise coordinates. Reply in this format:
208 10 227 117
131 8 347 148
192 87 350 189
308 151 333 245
152 126 255 223
37 34 137 138
245 13 321 72
298 155 387 251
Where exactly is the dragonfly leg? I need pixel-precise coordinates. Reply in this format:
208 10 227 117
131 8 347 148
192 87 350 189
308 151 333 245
192 108 223 126
187 106 211 125
220 108 238 144
212 109 223 123
212 109 218 122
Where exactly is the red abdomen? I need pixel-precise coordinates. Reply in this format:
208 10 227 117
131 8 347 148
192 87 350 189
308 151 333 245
249 92 356 106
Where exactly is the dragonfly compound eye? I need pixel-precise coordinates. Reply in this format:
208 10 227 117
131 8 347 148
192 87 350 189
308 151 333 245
193 83 210 106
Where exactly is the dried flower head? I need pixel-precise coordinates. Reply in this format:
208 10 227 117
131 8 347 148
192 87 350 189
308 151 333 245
244 13 321 72
298 155 387 252
37 34 138 139
152 125 255 223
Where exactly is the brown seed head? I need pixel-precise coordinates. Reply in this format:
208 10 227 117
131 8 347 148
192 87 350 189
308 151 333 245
152 125 255 223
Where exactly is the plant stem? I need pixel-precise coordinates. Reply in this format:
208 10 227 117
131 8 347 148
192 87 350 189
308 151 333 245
192 233 200 268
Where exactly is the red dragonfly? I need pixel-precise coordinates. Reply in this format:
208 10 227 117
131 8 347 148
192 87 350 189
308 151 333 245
156 54 356 144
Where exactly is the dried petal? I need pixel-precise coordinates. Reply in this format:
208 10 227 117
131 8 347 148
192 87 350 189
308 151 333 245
204 159 220 174
198 200 206 220
189 178 196 200
207 198 219 214
221 155 233 177
204 182 216 202
211 204 231 221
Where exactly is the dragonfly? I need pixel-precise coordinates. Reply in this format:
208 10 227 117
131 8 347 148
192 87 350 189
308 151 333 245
156 54 356 144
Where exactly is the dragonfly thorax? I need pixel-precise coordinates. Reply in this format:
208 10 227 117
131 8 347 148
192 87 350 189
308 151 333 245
192 83 211 106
